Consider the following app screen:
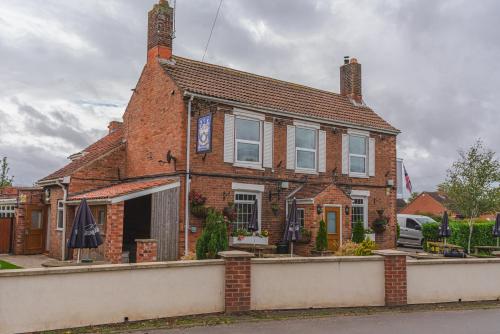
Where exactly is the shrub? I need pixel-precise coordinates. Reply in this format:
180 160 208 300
315 220 328 251
336 238 377 256
422 222 440 250
352 222 365 243
195 210 228 259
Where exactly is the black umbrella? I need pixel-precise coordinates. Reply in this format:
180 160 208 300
283 198 300 256
439 211 451 253
493 213 500 247
67 199 103 262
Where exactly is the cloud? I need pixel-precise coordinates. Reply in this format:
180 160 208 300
0 0 498 192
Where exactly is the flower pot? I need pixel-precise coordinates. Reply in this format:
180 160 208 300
365 233 376 241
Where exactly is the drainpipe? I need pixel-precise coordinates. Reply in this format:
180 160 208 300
55 180 68 261
184 95 194 256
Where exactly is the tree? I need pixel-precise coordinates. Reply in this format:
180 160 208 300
441 140 500 253
352 221 365 243
195 209 228 259
315 220 328 251
0 157 14 188
408 192 420 203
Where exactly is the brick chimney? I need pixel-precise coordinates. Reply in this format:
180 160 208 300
147 0 174 63
340 57 363 104
108 121 122 134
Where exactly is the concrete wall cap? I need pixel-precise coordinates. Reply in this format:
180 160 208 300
408 257 500 266
252 255 384 264
373 249 409 256
218 250 254 258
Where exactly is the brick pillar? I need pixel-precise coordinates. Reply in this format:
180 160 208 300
373 250 408 306
218 250 254 313
104 202 124 264
136 239 158 262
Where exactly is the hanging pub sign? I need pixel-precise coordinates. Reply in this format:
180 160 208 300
196 113 212 153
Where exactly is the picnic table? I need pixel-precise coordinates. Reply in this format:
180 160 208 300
427 241 464 254
473 246 500 256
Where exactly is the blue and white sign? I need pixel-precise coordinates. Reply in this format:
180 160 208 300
196 114 212 153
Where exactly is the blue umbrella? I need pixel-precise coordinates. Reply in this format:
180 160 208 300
439 211 451 253
493 213 500 246
283 198 300 256
68 199 103 262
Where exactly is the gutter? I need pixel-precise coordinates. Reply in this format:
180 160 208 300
184 95 194 256
183 91 400 135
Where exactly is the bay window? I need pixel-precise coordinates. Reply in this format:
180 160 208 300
295 127 317 170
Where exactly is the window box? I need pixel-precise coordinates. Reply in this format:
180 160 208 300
230 236 269 245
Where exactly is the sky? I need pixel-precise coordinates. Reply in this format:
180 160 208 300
0 0 498 192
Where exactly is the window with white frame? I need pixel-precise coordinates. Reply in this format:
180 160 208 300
56 201 64 230
297 208 305 228
235 117 261 165
233 192 259 232
349 135 368 174
351 197 368 228
295 127 317 170
0 204 15 218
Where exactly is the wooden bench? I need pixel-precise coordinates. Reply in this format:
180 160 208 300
474 246 500 256
427 241 464 254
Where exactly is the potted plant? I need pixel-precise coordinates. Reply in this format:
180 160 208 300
223 202 237 221
297 227 312 244
271 202 280 216
189 191 208 218
372 209 388 233
364 228 375 241
311 220 333 256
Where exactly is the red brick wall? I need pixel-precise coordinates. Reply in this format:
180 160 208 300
104 202 124 264
221 255 252 312
400 194 447 216
122 61 186 178
136 239 158 262
383 254 407 306
12 189 44 255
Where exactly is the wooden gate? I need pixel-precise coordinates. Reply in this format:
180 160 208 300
151 187 179 261
0 217 12 253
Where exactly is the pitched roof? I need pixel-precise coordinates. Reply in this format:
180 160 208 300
424 192 450 206
293 183 331 199
162 56 398 133
39 126 124 182
68 178 178 201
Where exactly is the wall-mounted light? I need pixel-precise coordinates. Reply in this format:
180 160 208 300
345 206 350 216
316 204 323 215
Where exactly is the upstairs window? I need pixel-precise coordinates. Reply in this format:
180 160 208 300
295 127 317 170
349 135 367 174
235 117 261 165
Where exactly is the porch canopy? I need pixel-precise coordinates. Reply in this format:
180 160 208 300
67 177 180 204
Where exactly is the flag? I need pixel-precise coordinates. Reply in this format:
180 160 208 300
403 165 412 193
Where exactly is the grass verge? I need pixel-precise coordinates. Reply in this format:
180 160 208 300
39 300 500 334
0 259 21 269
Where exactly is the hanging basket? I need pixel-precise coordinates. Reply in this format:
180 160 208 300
372 218 387 233
190 205 208 219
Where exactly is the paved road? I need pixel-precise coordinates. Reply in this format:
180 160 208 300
139 308 500 334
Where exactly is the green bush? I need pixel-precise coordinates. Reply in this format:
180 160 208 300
354 238 377 256
195 210 229 259
352 222 365 243
315 220 328 251
421 220 497 253
448 221 496 251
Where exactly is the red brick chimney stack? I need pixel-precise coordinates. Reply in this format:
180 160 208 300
147 0 174 63
340 57 362 104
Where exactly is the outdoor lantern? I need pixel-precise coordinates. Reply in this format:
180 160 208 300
345 206 350 216
316 204 323 215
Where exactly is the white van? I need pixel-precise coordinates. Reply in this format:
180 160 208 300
397 214 437 247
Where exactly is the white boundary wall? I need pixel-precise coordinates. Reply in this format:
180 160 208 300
0 261 225 334
251 256 385 310
407 258 500 304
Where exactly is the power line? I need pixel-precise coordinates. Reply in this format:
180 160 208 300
202 0 223 62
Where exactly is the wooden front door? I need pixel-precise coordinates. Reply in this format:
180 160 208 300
325 206 341 251
24 205 45 254
0 218 12 253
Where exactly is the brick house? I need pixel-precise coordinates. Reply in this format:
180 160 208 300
400 192 456 218
36 0 399 263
